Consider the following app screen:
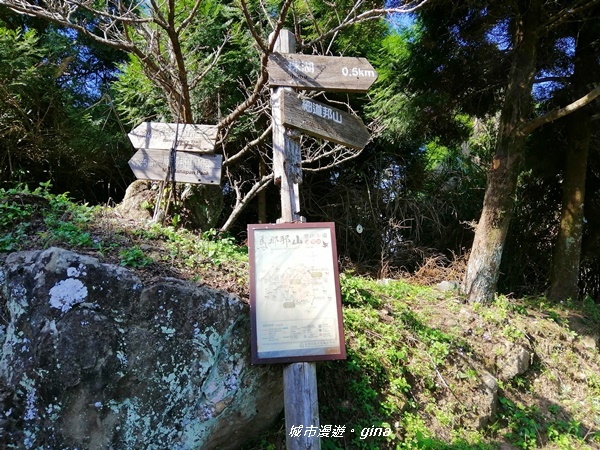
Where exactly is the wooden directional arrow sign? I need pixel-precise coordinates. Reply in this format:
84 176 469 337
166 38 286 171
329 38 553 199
268 53 378 93
128 149 222 185
128 122 218 153
280 91 371 149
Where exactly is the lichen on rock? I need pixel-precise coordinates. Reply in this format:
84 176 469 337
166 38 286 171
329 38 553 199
0 247 282 449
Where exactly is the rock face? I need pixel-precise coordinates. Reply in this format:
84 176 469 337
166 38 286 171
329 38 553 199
495 343 531 381
116 180 156 221
472 370 498 429
0 247 283 449
117 181 224 230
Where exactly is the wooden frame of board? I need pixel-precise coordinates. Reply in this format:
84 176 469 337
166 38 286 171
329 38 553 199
248 222 346 364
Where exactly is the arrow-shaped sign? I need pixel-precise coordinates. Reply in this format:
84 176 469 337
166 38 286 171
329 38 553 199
268 53 378 93
128 149 222 185
128 122 218 153
280 91 371 149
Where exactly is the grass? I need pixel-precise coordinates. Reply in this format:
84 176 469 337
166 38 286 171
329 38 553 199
0 182 247 295
246 280 600 449
1 183 599 449
315 277 494 449
0 181 97 251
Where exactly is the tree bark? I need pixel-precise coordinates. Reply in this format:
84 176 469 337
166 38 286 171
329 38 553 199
548 20 597 301
548 110 590 300
462 0 542 303
258 159 268 223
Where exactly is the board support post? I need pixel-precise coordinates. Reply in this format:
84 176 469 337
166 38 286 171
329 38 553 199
270 28 321 450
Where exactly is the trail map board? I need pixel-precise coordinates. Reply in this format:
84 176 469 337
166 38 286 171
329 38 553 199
248 222 346 364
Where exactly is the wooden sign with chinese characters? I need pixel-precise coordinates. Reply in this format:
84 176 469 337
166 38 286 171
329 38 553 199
280 91 371 149
128 149 222 185
128 122 218 153
248 222 346 364
268 53 378 93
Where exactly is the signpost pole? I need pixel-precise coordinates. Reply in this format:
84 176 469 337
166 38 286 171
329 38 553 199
271 29 321 450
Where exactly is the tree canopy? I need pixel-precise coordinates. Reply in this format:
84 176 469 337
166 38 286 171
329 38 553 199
0 0 599 302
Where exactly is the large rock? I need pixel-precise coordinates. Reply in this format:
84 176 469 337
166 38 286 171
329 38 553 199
116 180 156 221
116 181 224 230
0 247 282 449
473 370 498 429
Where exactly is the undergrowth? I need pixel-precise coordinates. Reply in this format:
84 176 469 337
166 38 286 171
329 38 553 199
2 183 599 450
0 183 247 291
0 181 96 251
315 276 493 450
245 277 600 450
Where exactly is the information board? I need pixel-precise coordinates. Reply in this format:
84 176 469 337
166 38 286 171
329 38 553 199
248 222 346 364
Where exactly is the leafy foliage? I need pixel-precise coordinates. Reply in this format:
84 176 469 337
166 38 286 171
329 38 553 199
0 183 249 291
245 275 600 449
0 182 97 251
113 0 251 125
0 19 131 202
119 246 153 268
2 0 600 301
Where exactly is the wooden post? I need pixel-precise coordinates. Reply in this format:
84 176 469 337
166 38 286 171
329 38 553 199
271 29 302 223
270 29 321 450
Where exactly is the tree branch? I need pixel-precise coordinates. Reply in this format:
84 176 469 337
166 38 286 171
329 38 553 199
220 173 274 232
223 125 272 168
239 0 268 53
177 0 203 34
189 34 229 91
267 0 296 51
534 76 570 84
219 0 296 129
544 0 600 31
302 0 429 49
520 84 600 135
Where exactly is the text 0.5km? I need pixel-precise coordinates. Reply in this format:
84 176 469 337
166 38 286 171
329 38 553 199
341 67 376 77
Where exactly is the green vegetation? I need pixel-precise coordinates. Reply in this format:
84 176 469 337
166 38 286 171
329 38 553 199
311 277 488 449
0 183 247 289
2 185 599 450
246 277 600 449
0 182 97 251
0 24 130 201
1 1 599 445
118 246 153 268
1 1 599 305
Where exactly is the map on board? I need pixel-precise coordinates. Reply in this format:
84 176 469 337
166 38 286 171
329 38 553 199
249 223 345 363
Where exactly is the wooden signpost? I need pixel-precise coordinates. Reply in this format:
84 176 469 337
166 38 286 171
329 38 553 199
247 29 378 450
268 52 378 93
251 29 378 450
280 91 371 149
268 30 321 450
128 149 222 185
128 122 218 153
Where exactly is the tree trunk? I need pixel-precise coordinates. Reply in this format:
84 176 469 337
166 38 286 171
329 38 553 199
548 111 590 300
462 0 541 303
548 20 596 301
258 159 268 223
